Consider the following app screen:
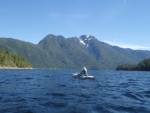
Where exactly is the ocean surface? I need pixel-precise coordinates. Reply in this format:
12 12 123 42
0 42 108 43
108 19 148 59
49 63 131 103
0 69 150 113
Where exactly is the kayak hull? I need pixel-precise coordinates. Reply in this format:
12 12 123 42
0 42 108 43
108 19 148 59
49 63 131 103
72 73 94 79
82 75 94 79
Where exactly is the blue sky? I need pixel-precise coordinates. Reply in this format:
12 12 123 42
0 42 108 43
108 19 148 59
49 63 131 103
0 0 150 50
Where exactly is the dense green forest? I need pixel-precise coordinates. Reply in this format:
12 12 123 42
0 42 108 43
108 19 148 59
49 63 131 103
116 58 150 71
0 49 31 68
1 35 150 69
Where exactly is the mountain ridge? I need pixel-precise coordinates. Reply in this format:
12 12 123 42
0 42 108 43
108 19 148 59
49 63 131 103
0 34 150 69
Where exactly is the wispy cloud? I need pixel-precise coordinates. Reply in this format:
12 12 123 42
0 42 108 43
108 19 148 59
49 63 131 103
49 13 88 19
71 14 88 19
104 40 150 50
49 13 60 18
102 3 124 23
124 0 127 4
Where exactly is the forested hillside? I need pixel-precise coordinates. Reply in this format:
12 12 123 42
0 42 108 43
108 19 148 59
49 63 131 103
0 38 54 68
1 34 150 69
0 49 31 68
116 58 150 71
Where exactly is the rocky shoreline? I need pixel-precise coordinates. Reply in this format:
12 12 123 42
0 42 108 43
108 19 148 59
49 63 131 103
0 66 33 69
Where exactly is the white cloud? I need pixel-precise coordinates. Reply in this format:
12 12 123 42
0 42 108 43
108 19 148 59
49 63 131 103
104 40 150 50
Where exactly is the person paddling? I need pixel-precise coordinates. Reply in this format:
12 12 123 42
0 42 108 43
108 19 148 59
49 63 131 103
80 67 88 76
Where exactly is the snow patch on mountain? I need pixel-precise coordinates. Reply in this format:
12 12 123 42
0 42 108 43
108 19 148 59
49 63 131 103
79 38 86 45
78 34 94 47
86 34 90 38
85 34 93 40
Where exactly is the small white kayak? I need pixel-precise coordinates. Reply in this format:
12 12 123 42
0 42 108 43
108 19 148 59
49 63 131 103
82 75 94 79
72 73 95 79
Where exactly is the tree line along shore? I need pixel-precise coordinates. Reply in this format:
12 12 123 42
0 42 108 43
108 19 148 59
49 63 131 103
116 58 150 71
1 48 150 71
0 49 31 69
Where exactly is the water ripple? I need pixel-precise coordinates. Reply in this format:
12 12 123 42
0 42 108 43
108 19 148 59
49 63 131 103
0 70 150 113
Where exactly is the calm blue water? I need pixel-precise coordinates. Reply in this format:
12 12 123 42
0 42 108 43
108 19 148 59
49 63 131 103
0 69 150 113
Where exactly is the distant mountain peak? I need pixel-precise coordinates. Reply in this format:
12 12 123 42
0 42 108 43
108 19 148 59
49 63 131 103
78 34 95 47
80 34 95 40
86 34 90 38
